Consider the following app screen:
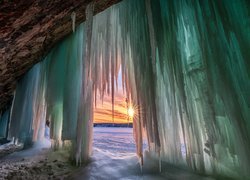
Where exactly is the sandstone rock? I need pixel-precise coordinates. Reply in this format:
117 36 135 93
0 0 121 111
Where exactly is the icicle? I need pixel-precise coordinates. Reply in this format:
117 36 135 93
145 0 156 73
71 12 76 33
14 138 19 145
145 0 161 152
159 150 161 173
0 109 10 139
75 2 94 165
140 156 143 173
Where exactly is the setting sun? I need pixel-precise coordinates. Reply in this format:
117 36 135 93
127 107 134 118
94 90 134 124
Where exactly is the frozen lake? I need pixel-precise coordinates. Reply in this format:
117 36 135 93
93 127 139 154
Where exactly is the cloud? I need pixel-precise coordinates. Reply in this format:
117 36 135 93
94 89 132 124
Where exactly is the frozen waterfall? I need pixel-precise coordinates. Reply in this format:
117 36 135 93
1 0 249 179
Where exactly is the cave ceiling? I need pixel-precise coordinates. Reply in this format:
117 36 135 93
0 0 121 111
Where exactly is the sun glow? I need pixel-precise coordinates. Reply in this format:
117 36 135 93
128 106 135 118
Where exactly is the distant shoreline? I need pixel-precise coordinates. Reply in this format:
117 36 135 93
94 123 133 128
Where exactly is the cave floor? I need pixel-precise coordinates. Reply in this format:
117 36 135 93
0 128 215 180
0 139 76 180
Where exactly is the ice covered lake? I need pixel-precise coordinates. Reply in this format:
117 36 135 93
93 127 143 155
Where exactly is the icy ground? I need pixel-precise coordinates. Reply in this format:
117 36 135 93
69 127 214 180
0 141 23 159
0 139 76 179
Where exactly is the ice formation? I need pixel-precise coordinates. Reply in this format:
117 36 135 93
1 0 249 178
71 12 76 33
0 108 10 139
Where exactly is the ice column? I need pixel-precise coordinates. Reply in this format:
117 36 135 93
0 109 10 139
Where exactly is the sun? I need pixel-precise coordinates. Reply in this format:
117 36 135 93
127 106 135 118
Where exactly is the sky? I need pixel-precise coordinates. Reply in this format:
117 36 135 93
93 90 132 124
93 69 133 124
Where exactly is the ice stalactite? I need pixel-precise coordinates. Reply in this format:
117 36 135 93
0 109 10 139
71 12 76 33
8 64 44 147
4 0 250 178
75 2 94 165
141 0 249 178
145 0 161 163
5 19 88 161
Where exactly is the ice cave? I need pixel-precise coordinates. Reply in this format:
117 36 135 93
0 0 249 179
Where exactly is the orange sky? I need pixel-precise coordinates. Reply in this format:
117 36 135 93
94 89 133 124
